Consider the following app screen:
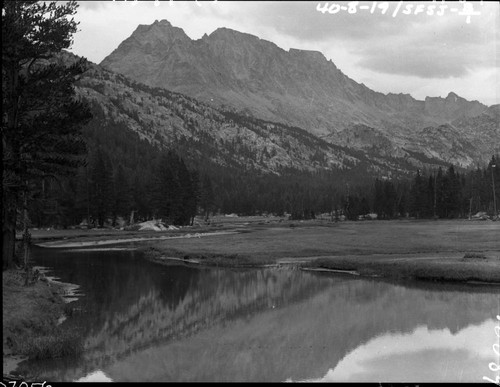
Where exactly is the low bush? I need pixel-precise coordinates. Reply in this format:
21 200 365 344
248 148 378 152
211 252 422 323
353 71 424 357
463 252 487 260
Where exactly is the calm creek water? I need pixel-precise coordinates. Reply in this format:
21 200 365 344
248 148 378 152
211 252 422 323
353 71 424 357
16 245 500 383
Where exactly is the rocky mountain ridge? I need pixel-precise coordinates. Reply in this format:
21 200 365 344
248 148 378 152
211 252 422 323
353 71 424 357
99 19 498 167
74 57 361 175
65 51 455 179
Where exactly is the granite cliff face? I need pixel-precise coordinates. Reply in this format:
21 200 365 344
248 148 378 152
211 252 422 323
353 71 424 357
72 56 363 175
99 20 498 167
101 20 500 166
58 50 453 179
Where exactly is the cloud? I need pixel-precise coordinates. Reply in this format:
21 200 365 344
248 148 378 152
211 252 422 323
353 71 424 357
356 38 493 79
77 1 110 11
196 1 498 82
335 3 500 79
358 53 468 78
202 1 413 42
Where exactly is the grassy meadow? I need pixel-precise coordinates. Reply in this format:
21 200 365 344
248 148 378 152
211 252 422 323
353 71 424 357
140 218 500 283
25 217 500 282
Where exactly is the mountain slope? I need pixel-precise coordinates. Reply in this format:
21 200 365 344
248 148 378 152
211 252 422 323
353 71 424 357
99 19 495 167
63 51 455 179
75 56 361 175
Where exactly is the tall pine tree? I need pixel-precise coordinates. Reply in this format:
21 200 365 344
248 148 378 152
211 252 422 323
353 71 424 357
2 1 91 269
89 148 113 227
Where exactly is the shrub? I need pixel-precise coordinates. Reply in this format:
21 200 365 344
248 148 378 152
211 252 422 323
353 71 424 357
463 252 487 260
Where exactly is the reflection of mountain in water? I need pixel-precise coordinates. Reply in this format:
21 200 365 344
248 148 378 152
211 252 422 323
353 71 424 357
22 249 500 382
82 268 330 370
304 319 499 383
102 280 498 382
21 248 334 380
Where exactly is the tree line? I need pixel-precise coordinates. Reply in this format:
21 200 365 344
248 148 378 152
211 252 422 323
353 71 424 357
35 146 497 228
408 159 499 219
207 156 499 221
29 134 203 229
23 99 500 229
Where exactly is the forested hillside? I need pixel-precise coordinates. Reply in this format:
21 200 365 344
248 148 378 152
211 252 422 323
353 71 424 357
25 53 500 227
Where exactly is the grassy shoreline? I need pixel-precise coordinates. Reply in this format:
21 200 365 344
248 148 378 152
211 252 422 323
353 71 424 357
141 247 500 284
2 269 83 378
23 218 500 284
137 219 500 284
307 254 500 284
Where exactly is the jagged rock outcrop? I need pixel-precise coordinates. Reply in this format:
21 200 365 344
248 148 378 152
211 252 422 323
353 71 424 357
50 41 495 177
101 20 485 126
72 54 368 175
99 20 496 168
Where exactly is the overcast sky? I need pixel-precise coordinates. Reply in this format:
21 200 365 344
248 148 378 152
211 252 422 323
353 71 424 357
71 1 499 106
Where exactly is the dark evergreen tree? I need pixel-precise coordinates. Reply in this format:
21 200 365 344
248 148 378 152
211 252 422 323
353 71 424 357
433 168 443 218
443 165 460 218
111 164 131 226
2 1 91 269
186 170 200 225
151 152 177 222
89 148 113 227
200 174 215 221
382 181 397 219
487 156 499 217
409 170 426 218
175 157 195 225
427 174 436 218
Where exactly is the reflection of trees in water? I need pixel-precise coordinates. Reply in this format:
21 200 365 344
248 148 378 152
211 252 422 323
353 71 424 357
31 248 200 335
100 279 499 382
80 269 331 365
18 265 332 381
20 252 500 382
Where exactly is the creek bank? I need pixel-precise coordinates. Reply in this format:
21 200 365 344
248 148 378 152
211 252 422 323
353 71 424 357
142 246 276 268
307 254 500 284
141 246 500 284
2 268 83 378
32 230 239 249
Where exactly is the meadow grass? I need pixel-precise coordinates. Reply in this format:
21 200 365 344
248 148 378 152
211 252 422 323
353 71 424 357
3 270 84 362
139 219 500 283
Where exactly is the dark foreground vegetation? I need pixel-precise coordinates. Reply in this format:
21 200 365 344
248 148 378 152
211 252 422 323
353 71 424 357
3 270 83 369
